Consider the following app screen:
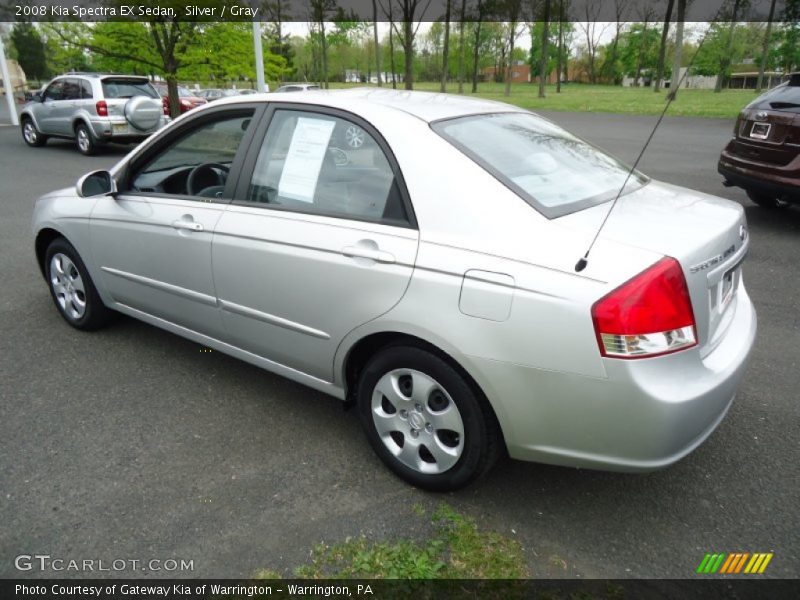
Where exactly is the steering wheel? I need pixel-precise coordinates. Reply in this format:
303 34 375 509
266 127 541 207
186 162 230 197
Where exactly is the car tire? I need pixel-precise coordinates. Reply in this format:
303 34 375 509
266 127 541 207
75 123 98 156
44 238 115 331
21 117 48 147
746 189 788 209
357 345 502 491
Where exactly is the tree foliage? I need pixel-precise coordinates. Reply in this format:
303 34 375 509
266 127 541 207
11 23 48 80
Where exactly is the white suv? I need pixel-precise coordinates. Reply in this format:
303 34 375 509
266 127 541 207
20 73 169 155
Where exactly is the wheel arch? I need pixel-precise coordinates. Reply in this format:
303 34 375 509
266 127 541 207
341 330 506 448
35 228 64 279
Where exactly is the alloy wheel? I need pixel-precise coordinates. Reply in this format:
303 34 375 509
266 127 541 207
371 368 465 474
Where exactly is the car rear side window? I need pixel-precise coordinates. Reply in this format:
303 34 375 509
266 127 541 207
433 112 648 219
80 80 93 99
245 110 409 226
748 81 800 114
102 79 159 99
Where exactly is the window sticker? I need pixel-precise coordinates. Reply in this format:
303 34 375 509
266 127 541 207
277 117 336 203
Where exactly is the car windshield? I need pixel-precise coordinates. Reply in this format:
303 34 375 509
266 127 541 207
433 112 647 218
101 79 158 99
747 80 800 113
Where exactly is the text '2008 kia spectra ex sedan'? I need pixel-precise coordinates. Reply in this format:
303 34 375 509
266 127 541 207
32 89 756 491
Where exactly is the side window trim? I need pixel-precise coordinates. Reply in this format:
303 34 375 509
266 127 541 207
119 104 267 206
231 102 418 230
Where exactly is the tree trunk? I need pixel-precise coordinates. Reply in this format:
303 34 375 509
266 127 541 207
634 20 649 86
654 0 674 92
504 22 516 97
715 0 741 93
440 0 451 92
372 0 382 86
388 3 397 88
666 0 685 101
457 0 466 93
556 0 564 93
320 21 329 89
539 0 551 98
166 74 180 119
471 1 483 93
757 0 777 93
403 19 413 90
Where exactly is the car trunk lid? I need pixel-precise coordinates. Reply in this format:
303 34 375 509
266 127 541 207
557 180 749 355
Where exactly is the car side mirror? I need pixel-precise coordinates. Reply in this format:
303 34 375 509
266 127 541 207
77 170 117 198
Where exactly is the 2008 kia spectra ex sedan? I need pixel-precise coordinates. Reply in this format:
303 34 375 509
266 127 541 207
32 89 756 491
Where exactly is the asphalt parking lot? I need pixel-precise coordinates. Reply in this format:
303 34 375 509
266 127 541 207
1 106 798 580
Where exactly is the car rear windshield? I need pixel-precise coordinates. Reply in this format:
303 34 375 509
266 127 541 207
433 112 648 218
747 80 800 113
101 79 158 99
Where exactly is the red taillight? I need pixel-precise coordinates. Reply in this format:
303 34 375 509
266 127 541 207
95 100 108 116
592 257 697 359
162 98 169 115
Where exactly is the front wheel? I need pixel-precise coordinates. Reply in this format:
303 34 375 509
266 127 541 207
357 345 501 491
21 118 47 147
44 238 115 331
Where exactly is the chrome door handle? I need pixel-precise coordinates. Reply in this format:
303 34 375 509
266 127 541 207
342 245 395 264
171 219 204 232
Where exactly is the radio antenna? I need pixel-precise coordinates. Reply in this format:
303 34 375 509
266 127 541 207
574 14 720 273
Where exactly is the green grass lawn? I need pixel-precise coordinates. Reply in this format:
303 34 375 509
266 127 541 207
331 81 754 119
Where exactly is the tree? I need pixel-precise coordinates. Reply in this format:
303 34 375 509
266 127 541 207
503 3 523 97
538 0 552 98
666 0 686 100
471 0 485 92
308 0 337 89
264 0 293 80
457 0 467 92
775 0 800 73
440 0 452 91
601 0 631 83
556 0 566 92
372 0 383 85
715 0 744 93
653 0 675 92
577 4 611 83
757 0 778 92
391 0 431 90
11 23 48 80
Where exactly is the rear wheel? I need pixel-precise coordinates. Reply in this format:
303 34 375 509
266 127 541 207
44 238 115 331
75 123 98 156
746 189 788 209
21 118 47 147
357 345 501 491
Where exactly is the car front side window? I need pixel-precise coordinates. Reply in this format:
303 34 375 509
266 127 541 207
128 111 254 200
246 109 408 226
43 81 64 101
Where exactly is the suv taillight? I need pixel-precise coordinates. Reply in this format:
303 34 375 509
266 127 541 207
592 257 697 359
95 100 108 116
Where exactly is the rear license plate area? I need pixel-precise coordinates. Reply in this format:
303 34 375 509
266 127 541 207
750 122 770 140
112 123 127 134
720 267 736 311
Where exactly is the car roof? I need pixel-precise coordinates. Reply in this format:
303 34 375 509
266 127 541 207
211 88 523 123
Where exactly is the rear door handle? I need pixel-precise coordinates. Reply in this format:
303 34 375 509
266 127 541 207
342 245 395 264
171 219 204 232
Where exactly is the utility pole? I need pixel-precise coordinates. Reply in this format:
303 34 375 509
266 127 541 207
0 33 19 126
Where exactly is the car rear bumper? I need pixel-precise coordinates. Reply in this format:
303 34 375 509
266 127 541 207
718 141 800 200
89 117 169 142
466 280 757 472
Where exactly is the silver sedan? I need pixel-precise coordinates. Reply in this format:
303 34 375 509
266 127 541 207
32 90 756 490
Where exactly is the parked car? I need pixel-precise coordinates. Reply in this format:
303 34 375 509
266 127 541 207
198 88 225 102
32 90 756 491
274 83 321 93
20 73 167 155
153 83 207 114
718 72 800 208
